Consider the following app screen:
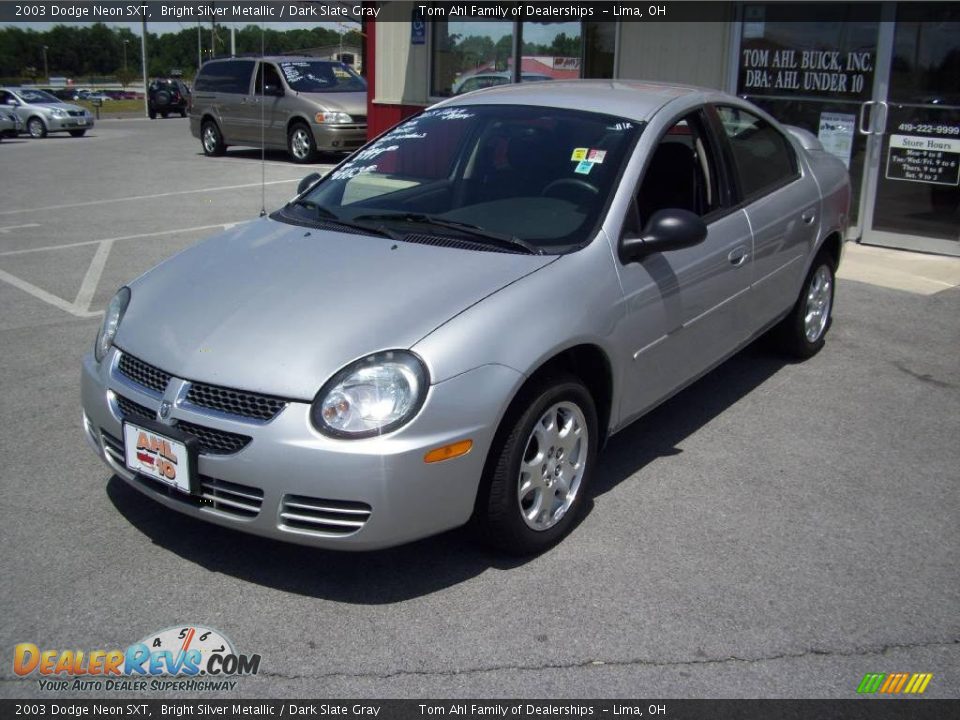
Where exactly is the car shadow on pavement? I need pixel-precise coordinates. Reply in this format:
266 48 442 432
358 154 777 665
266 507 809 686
107 340 788 603
197 148 347 165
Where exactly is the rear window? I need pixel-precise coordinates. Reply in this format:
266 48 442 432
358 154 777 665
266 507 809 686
194 61 255 94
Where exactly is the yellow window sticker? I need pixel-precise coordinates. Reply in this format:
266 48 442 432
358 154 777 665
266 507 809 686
571 148 588 161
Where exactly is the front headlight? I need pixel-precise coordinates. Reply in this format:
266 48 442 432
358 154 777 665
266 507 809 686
311 351 428 438
314 111 352 124
49 108 67 118
95 287 130 363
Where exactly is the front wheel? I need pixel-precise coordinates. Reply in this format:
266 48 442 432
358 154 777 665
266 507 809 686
27 117 47 138
287 122 317 163
477 373 598 555
774 252 836 358
201 120 226 156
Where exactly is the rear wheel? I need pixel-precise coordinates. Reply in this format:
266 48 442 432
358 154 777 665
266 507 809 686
27 117 46 138
201 120 226 156
179 109 187 118
148 109 157 119
287 122 317 163
68 129 86 137
774 252 836 358
160 111 169 119
476 373 597 555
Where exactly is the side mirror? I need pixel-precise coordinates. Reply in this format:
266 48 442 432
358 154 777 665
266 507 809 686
620 209 707 263
263 84 283 97
297 173 321 195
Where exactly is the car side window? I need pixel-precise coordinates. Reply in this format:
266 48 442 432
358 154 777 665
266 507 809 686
635 112 722 227
714 105 798 199
0 90 15 105
255 63 284 93
194 61 254 94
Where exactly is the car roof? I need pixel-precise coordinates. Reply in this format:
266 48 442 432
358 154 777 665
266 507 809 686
435 79 718 123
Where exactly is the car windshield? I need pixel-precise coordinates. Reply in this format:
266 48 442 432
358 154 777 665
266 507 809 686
18 89 59 103
283 105 643 251
276 61 366 93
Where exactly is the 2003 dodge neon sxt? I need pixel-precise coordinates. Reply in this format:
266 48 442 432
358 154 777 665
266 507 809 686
82 81 850 554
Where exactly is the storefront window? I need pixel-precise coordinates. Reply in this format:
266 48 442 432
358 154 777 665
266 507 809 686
519 22 582 84
431 21 514 98
736 3 881 225
583 22 616 79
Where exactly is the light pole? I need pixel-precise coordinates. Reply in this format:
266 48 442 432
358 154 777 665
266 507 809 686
123 39 129 75
42 45 49 83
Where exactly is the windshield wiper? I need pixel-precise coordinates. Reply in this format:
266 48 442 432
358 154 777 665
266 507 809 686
289 198 339 220
352 213 543 255
284 201 402 240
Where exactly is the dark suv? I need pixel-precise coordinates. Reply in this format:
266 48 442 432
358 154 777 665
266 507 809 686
148 79 190 119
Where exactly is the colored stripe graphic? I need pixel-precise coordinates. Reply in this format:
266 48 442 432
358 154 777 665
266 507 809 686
857 673 932 694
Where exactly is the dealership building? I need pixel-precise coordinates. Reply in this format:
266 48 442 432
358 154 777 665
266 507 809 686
361 2 959 255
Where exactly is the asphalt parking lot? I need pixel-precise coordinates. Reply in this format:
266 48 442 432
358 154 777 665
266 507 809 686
0 118 957 700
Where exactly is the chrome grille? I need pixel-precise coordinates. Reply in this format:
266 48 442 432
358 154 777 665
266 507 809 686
199 477 263 517
186 382 286 421
117 353 171 394
114 393 252 455
280 495 371 536
115 394 153 421
67 110 84 117
176 420 251 455
102 430 262 518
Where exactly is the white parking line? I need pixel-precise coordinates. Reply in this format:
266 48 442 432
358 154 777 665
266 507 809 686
73 240 114 314
0 267 101 318
0 221 249 316
0 179 299 216
0 222 245 257
0 223 41 234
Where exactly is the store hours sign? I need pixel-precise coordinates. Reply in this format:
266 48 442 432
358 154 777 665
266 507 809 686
739 48 874 99
886 135 960 186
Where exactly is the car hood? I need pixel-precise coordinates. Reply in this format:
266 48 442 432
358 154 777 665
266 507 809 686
298 91 366 118
116 217 554 400
38 102 85 113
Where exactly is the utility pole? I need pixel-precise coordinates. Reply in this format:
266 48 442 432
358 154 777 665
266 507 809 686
197 24 202 69
231 26 236 57
141 19 149 118
123 39 128 74
42 45 49 83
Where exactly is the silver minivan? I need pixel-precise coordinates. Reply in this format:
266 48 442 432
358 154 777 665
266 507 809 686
189 57 367 163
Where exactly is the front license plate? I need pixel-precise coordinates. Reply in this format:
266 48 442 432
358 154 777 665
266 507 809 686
123 422 193 494
77 118 86 125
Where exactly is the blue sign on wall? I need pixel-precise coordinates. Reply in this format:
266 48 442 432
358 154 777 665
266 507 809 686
411 8 425 45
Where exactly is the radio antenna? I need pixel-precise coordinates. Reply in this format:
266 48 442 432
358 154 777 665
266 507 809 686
259 24 267 217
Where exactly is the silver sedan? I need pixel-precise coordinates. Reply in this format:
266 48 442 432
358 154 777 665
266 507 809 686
81 81 850 554
0 87 94 138
0 106 22 139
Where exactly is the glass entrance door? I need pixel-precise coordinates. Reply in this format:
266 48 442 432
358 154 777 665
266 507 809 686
860 3 960 255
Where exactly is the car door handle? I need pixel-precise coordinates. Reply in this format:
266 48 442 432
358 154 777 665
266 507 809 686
801 209 816 224
728 246 749 266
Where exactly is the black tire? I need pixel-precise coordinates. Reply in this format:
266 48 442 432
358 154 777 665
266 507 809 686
179 109 187 118
27 116 47 138
200 120 226 157
476 372 598 555
773 251 836 359
161 112 169 119
287 121 317 163
69 129 86 137
148 109 157 119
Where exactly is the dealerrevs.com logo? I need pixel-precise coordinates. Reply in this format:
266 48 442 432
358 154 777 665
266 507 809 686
14 625 261 692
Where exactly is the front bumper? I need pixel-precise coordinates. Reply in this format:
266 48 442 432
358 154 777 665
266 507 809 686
46 114 94 132
311 123 367 152
81 348 521 550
